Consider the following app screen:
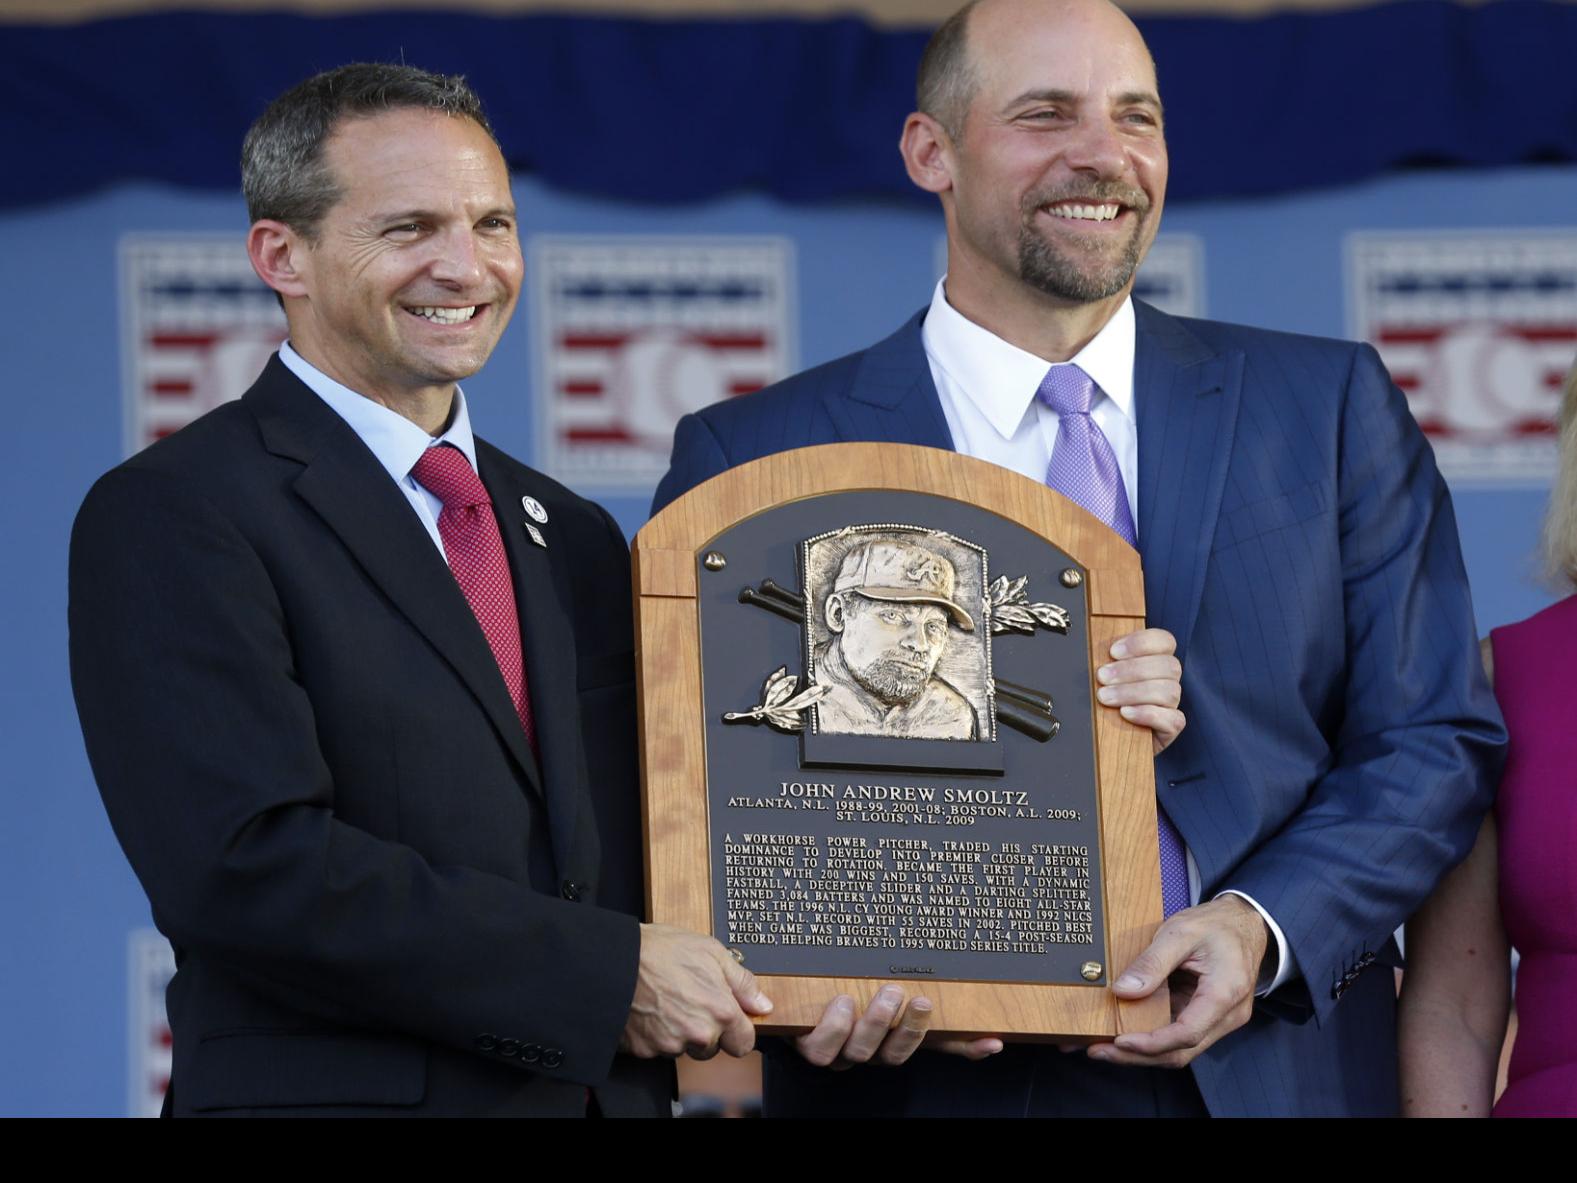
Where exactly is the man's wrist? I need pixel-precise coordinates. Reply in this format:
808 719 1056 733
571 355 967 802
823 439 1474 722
1214 889 1288 994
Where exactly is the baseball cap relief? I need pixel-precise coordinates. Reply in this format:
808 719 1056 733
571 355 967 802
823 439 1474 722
832 541 976 632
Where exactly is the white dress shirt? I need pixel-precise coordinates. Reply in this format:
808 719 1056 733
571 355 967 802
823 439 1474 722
279 341 478 560
920 280 1295 992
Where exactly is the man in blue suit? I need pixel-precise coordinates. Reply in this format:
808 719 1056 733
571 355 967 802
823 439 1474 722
653 0 1504 1116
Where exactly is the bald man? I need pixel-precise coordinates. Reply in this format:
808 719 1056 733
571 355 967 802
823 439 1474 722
654 0 1503 1116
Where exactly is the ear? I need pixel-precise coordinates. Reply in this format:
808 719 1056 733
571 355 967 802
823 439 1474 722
900 112 955 195
246 219 311 300
824 593 847 635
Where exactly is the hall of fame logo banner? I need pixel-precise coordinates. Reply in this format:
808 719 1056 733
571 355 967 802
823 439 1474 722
120 235 287 456
128 930 175 1118
530 236 796 488
1347 231 1577 484
1132 234 1206 319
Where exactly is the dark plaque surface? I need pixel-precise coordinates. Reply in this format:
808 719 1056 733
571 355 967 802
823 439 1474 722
700 491 1107 987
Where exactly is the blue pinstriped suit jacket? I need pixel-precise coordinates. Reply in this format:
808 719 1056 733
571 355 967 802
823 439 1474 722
651 302 1505 1117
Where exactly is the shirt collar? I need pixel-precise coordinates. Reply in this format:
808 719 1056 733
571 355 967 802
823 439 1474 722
921 278 1136 438
279 341 479 481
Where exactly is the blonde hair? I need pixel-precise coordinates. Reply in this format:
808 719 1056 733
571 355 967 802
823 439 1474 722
1541 357 1577 591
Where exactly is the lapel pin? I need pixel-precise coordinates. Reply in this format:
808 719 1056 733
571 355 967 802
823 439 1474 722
525 523 548 548
522 496 548 524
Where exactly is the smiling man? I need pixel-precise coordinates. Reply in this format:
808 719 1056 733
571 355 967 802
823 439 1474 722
653 0 1504 1116
70 64 774 1117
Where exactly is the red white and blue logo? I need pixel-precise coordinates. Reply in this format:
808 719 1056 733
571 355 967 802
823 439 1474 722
1132 234 1206 319
127 930 175 1118
1347 231 1577 484
530 236 796 488
119 234 287 456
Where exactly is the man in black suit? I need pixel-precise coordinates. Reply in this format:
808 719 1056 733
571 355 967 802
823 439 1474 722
69 64 787 1116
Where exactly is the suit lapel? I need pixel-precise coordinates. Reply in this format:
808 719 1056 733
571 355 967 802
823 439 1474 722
824 312 955 449
1133 302 1244 662
246 359 545 798
480 451 583 873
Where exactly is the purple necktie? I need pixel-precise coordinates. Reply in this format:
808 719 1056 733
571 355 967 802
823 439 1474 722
1037 364 1189 918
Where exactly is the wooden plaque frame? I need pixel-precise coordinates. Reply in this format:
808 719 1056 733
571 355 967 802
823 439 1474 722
634 443 1166 1039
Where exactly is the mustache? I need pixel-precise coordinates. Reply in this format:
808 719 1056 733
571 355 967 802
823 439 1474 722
1022 182 1150 216
873 653 930 672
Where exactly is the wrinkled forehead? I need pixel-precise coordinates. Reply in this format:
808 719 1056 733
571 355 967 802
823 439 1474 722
967 0 1160 110
322 108 508 199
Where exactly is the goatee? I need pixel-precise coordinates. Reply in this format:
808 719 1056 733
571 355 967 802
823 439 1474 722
1018 182 1151 303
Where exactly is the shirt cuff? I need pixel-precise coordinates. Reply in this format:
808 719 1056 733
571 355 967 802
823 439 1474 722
1214 889 1297 995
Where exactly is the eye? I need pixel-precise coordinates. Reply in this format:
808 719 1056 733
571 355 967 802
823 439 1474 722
385 222 424 240
879 608 904 624
478 216 515 233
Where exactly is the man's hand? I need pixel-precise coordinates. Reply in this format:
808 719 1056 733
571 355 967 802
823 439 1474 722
621 923 774 1060
795 987 1003 1068
1087 895 1269 1069
1097 628 1184 755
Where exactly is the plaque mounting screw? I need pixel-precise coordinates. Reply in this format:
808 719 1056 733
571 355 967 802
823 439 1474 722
728 947 746 964
703 551 727 572
1060 568 1083 588
1080 961 1103 981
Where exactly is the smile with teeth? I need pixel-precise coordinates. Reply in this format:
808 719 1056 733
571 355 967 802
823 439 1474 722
407 305 479 324
1044 203 1122 222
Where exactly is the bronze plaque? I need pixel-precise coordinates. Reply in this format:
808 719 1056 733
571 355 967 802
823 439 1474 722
636 444 1165 1039
705 494 1102 985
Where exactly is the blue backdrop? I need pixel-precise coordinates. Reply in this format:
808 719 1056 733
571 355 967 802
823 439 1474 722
1 2 1571 1115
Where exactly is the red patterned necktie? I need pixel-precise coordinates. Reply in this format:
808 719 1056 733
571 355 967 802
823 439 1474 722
410 444 537 751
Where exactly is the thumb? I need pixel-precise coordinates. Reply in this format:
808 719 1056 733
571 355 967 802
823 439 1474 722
1113 929 1188 998
720 951 774 1015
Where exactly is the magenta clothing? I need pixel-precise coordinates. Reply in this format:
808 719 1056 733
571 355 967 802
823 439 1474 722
1492 595 1577 1117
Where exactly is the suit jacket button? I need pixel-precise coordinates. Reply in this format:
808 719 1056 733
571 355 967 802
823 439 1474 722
475 1033 498 1052
498 1038 520 1056
521 1043 542 1064
542 1048 564 1069
561 880 583 902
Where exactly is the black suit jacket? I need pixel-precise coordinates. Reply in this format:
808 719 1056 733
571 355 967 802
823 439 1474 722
71 357 668 1116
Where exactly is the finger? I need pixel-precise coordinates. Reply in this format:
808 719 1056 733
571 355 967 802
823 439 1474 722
1110 985 1250 1058
1097 655 1182 688
717 1001 759 1058
794 995 858 1068
837 985 907 1064
686 1039 722 1062
1086 1042 1196 1070
874 996 934 1066
719 951 774 1015
930 1036 1005 1060
1111 923 1199 1000
1096 678 1182 710
1117 704 1186 737
1109 628 1177 660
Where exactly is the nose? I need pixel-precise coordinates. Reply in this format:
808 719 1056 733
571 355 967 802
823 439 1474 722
428 225 485 289
901 620 931 654
1065 115 1129 181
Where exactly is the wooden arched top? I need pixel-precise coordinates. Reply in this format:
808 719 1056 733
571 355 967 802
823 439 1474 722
636 443 1142 617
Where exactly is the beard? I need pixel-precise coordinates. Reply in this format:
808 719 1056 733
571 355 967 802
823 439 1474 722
1017 181 1152 303
848 653 933 706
